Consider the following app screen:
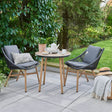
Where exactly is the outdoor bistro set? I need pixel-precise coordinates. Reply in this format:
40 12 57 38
2 44 107 95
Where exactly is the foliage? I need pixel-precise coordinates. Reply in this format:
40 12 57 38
78 24 112 46
0 57 10 75
106 6 112 34
35 0 61 38
106 13 112 26
66 22 112 50
73 0 102 28
38 37 47 44
47 37 57 45
0 0 60 74
0 73 6 88
57 0 103 49
35 36 57 46
0 0 60 54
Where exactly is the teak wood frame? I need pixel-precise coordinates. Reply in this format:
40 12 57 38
38 57 66 94
4 67 39 92
65 67 96 92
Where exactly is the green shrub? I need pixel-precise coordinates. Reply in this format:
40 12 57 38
0 73 6 89
78 26 103 46
0 58 10 75
106 6 112 26
38 37 47 44
0 0 60 74
68 23 112 49
106 7 112 37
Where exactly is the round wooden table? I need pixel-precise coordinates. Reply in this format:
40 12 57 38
35 51 71 94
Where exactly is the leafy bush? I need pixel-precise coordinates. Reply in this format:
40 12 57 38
68 23 112 49
0 73 6 89
0 0 60 53
106 6 112 36
35 37 57 46
38 37 47 44
0 0 60 74
106 6 112 26
78 26 102 46
0 58 10 75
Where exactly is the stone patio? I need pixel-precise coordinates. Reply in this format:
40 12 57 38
0 68 112 112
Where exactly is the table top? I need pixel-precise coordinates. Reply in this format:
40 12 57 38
35 51 71 58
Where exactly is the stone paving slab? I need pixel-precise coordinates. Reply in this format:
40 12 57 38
0 88 25 110
1 96 63 112
68 93 112 112
62 108 75 112
0 70 112 112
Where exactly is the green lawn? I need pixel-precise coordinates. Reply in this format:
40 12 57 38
48 39 112 69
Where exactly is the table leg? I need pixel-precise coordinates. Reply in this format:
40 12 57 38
76 70 79 92
59 58 63 94
43 58 47 85
24 70 27 92
39 58 44 92
62 58 65 86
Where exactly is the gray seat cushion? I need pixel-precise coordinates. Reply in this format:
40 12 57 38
17 61 38 68
65 61 88 68
83 45 101 63
4 45 19 61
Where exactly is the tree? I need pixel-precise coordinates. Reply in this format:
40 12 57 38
57 0 103 49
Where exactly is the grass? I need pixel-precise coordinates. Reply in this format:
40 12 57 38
48 39 112 69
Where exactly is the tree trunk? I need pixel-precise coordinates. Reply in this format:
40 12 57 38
57 31 62 50
62 9 69 49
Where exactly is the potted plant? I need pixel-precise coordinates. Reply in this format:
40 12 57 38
0 73 6 92
38 37 47 53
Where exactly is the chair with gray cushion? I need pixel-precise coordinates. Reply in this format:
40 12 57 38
65 45 104 92
2 45 39 92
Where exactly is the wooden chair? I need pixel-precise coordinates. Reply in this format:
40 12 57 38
65 45 104 92
2 45 40 92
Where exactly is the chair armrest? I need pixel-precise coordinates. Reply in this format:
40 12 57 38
70 50 87 61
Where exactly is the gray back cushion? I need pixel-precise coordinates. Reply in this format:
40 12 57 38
83 45 101 63
4 45 19 61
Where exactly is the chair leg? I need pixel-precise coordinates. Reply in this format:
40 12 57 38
24 70 27 92
64 67 69 86
84 71 89 82
76 70 79 92
16 70 21 81
85 74 89 82
35 67 40 83
4 70 13 87
92 70 96 77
